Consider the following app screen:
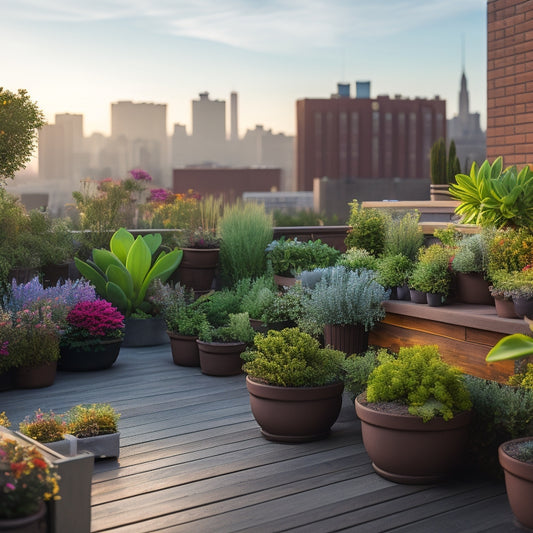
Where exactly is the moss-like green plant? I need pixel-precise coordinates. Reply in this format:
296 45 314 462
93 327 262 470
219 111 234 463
508 363 533 390
337 248 378 272
366 345 472 421
66 403 120 438
242 327 345 387
342 347 394 397
344 200 387 255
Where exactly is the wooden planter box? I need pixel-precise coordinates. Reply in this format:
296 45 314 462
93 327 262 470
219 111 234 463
369 301 530 383
0 427 93 533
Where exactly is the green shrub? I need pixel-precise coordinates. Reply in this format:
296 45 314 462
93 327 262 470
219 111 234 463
266 237 340 276
218 201 273 286
464 375 533 475
239 275 277 320
342 347 393 397
366 345 472 421
508 363 533 390
383 211 424 261
375 253 414 289
487 227 533 277
202 288 242 328
199 312 255 343
337 248 378 272
452 233 490 275
344 200 386 255
242 327 345 387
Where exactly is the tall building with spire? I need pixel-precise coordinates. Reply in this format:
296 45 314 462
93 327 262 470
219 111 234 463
447 71 486 172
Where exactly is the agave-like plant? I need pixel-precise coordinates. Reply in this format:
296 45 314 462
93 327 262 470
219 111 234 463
449 157 533 229
74 228 183 317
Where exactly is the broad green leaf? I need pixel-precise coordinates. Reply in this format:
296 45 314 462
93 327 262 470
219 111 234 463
490 157 503 180
74 257 107 298
110 228 134 265
143 233 162 255
486 333 533 362
93 248 124 273
105 281 130 316
126 236 152 294
106 263 134 300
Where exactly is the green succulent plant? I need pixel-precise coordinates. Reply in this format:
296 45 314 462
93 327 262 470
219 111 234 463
74 228 183 317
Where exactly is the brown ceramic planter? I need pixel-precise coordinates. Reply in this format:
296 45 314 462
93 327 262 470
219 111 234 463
173 248 219 293
455 272 493 305
196 340 246 376
246 376 344 442
355 394 471 484
493 295 519 318
323 323 369 355
168 332 200 367
13 361 57 389
499 437 533 529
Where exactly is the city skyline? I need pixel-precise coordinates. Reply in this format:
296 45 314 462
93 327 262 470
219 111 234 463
4 0 487 140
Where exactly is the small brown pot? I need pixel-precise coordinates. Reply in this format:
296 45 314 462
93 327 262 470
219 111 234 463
196 340 246 376
493 295 519 319
168 332 200 367
246 376 344 442
498 437 533 529
355 394 471 484
13 361 57 389
323 323 368 355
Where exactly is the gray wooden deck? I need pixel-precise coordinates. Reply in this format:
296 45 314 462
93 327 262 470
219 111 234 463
1 344 523 532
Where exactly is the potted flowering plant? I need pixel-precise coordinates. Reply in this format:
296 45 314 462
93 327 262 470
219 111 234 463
59 299 125 371
65 403 121 459
0 435 60 525
0 305 60 389
18 409 77 456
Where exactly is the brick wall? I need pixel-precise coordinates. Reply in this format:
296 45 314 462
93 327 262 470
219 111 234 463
487 0 533 166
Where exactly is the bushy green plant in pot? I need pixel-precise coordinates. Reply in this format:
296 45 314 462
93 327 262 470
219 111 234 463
485 325 533 529
355 344 473 484
375 253 414 300
301 265 389 355
337 248 378 272
344 200 387 256
489 269 520 318
383 210 424 262
196 312 255 376
241 327 345 442
65 403 121 459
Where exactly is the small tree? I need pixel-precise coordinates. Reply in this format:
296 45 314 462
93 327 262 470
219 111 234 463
430 138 447 184
0 88 45 182
447 140 461 184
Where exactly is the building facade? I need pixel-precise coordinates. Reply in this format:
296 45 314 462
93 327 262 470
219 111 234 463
296 87 446 191
487 0 533 167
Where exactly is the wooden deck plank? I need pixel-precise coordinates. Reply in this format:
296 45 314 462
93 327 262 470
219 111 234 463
0 343 516 533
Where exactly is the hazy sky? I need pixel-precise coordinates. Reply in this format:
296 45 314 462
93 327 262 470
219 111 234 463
3 0 487 138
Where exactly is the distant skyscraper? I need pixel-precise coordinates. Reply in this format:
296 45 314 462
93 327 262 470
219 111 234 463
356 81 371 99
192 92 226 143
447 71 486 171
110 101 168 184
230 92 239 141
296 84 446 190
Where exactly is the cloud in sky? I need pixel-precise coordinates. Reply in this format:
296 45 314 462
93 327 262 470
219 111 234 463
7 0 485 52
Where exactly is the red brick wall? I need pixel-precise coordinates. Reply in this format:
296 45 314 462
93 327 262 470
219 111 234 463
487 0 533 166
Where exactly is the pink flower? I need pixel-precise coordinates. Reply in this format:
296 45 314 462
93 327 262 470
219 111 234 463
5 483 15 491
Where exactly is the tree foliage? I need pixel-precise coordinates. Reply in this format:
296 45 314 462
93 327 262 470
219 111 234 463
0 88 45 182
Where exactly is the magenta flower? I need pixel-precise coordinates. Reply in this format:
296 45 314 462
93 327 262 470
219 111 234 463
0 341 8 357
149 188 173 203
66 300 125 338
129 168 152 181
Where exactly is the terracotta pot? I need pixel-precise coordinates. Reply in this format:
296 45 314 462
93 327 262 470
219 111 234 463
355 395 471 484
426 292 445 307
122 317 168 347
173 248 219 293
513 297 533 319
498 437 533 529
493 295 519 319
0 502 47 532
246 376 344 442
273 274 298 289
196 340 246 376
323 323 369 355
168 332 200 367
13 362 57 389
409 289 427 304
58 339 122 371
455 272 493 305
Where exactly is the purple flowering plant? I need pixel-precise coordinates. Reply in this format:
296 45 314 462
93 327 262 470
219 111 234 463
60 299 125 350
129 168 152 182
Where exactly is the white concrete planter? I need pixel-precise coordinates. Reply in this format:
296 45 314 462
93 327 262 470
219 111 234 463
76 432 120 459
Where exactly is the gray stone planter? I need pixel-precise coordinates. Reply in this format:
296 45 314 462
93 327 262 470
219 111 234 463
76 432 120 459
44 434 78 456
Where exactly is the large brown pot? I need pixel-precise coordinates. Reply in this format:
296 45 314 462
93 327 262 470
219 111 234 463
0 502 47 532
13 361 57 389
498 437 533 529
168 332 200 367
323 323 368 355
174 248 219 293
196 340 246 376
246 376 344 442
455 272 493 305
355 394 471 484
